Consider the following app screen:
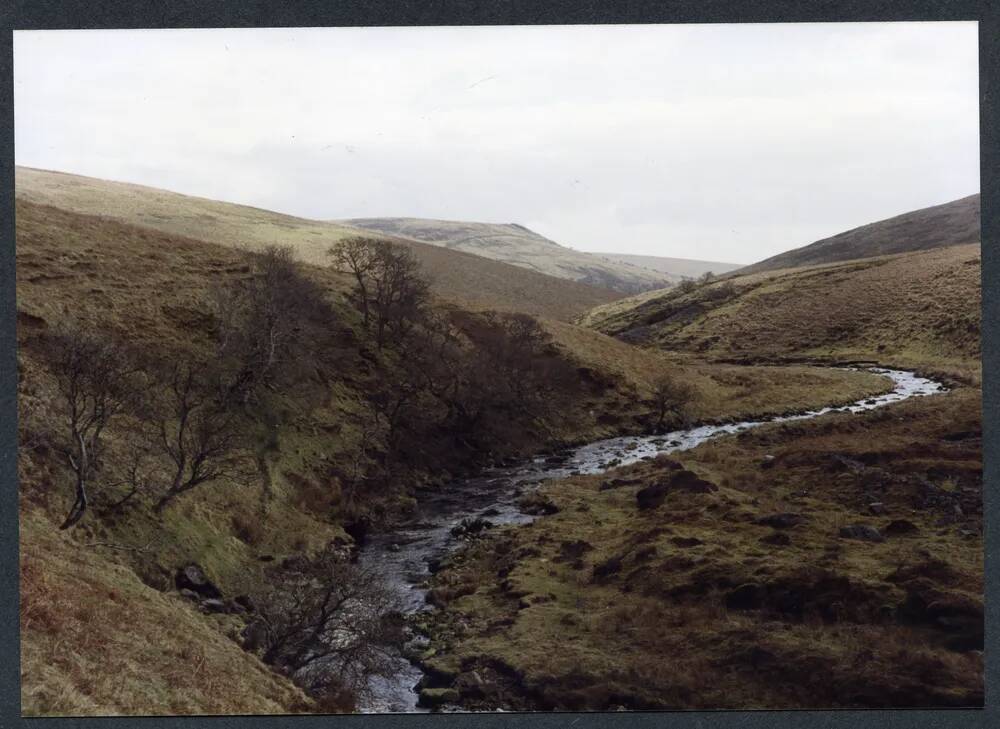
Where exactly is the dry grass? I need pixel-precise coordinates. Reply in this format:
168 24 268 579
545 318 893 424
420 387 983 710
20 511 313 716
582 244 982 373
16 166 620 321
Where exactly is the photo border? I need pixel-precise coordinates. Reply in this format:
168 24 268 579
0 1 995 727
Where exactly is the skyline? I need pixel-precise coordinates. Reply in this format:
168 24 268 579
14 23 979 263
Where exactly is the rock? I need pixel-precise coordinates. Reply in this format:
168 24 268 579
755 512 805 530
670 536 703 548
839 524 884 542
200 598 229 614
669 469 718 493
175 563 222 600
868 502 887 516
636 482 669 510
453 670 487 699
725 583 763 610
450 517 494 538
178 588 201 602
427 555 451 574
480 508 501 517
417 688 460 708
388 543 401 552
760 532 792 546
232 594 255 613
760 455 776 469
884 519 919 536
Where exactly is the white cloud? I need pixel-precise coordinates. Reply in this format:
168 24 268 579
14 22 979 263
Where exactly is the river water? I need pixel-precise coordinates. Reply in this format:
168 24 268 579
356 367 946 712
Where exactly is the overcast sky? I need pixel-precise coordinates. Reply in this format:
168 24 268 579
14 23 979 263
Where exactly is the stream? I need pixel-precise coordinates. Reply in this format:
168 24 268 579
355 367 946 712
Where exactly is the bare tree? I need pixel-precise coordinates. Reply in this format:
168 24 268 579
650 374 694 430
213 244 333 404
254 545 404 701
438 311 576 445
146 362 242 512
329 237 430 349
40 328 137 529
328 237 379 328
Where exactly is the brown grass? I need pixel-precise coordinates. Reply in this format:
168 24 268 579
20 512 313 716
420 387 983 710
16 167 620 321
582 244 982 374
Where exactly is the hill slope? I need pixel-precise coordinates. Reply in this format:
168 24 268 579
14 166 620 321
593 252 742 279
17 197 897 715
583 244 982 375
342 217 674 294
741 194 980 274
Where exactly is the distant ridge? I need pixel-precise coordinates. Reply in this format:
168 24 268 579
593 252 742 280
342 217 676 295
14 166 621 322
740 194 980 274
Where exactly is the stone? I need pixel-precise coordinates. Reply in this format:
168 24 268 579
868 502 887 516
636 482 669 510
200 598 229 614
839 524 884 542
669 469 718 493
883 519 919 536
175 563 222 600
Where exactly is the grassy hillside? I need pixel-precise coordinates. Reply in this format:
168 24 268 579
582 244 982 377
15 166 620 321
740 194 980 274
419 222 983 710
419 385 983 709
343 217 673 294
17 197 894 715
593 252 741 279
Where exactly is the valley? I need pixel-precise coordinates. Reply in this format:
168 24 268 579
15 172 983 715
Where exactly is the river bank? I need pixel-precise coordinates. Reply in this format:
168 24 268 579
352 368 984 711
